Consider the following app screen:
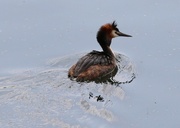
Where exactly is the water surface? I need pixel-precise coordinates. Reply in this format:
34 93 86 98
0 0 180 128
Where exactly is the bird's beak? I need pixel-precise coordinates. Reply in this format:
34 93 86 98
116 31 132 37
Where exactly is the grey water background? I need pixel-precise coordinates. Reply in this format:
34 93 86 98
0 0 180 128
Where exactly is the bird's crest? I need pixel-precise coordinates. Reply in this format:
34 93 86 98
112 21 117 29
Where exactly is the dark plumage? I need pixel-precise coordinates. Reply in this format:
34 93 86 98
68 21 132 82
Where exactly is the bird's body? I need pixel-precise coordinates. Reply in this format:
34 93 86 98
68 21 131 82
68 50 117 82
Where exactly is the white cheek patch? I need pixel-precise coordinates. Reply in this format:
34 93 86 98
111 30 119 37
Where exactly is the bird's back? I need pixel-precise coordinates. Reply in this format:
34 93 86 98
68 50 117 82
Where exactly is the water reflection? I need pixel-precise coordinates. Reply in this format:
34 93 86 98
48 52 136 86
0 52 136 127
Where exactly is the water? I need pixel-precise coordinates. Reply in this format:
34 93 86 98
0 0 180 128
0 53 135 128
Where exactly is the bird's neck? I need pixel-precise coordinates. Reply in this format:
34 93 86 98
100 43 114 57
97 32 114 57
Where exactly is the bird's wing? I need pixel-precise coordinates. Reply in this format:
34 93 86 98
73 50 112 76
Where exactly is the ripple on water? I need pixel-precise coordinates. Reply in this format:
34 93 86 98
0 52 136 128
48 52 136 84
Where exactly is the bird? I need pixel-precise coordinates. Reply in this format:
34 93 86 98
68 21 132 82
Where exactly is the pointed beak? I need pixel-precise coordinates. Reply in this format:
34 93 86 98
116 31 132 37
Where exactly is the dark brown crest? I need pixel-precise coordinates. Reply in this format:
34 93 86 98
112 21 117 29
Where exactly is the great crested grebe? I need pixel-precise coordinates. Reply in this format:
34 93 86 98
68 21 132 82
